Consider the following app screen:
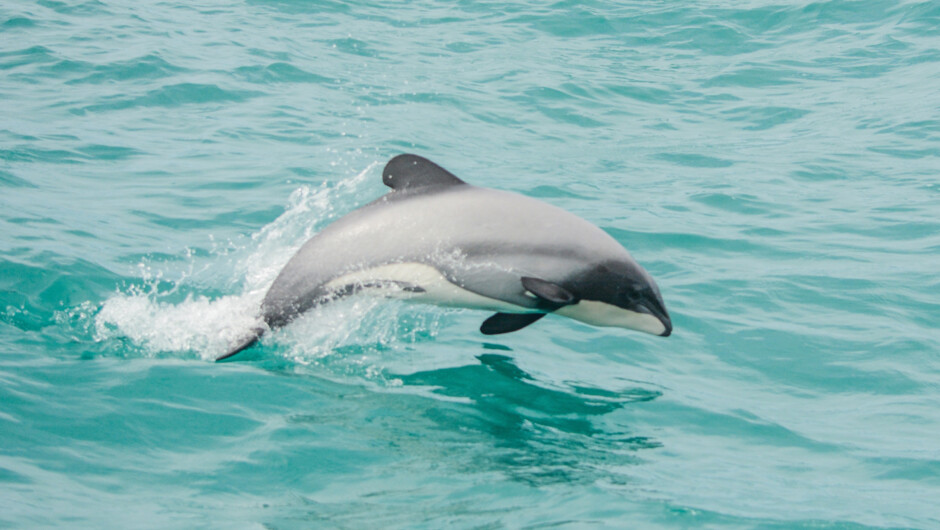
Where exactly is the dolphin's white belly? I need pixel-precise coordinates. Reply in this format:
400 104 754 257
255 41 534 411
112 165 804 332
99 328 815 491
322 263 667 334
323 262 526 313
555 301 667 335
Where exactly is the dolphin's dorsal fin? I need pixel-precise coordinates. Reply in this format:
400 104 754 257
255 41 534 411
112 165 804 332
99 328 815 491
382 154 466 191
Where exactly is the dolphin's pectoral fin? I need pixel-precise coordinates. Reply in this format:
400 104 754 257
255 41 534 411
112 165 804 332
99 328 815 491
521 277 578 307
480 312 546 335
382 154 467 191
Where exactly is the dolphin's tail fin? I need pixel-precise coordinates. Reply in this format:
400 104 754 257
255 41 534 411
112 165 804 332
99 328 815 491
215 326 266 362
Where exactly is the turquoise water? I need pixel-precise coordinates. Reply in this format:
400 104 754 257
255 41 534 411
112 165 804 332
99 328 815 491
2 0 939 527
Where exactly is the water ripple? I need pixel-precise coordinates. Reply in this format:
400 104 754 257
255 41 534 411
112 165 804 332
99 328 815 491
2 0 939 527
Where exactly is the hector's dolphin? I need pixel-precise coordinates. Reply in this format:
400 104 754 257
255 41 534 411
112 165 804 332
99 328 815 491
217 154 671 361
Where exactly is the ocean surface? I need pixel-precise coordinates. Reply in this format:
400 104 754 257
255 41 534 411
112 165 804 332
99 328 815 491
2 0 939 527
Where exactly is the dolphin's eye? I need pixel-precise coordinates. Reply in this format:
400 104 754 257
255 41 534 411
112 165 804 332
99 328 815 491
619 284 644 304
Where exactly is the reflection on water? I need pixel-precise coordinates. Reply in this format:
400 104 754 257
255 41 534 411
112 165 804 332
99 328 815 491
397 353 661 485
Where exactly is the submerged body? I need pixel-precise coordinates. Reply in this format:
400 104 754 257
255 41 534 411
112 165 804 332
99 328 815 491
217 155 670 361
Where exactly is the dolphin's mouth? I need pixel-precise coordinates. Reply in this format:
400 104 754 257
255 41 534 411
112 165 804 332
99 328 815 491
658 315 673 337
636 297 672 337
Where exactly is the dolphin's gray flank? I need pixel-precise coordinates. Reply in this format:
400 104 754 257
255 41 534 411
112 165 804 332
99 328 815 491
216 154 671 362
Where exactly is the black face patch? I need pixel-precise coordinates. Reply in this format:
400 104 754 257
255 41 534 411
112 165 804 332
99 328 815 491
568 260 650 309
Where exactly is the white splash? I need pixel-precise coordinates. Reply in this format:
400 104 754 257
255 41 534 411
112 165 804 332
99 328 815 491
91 162 411 362
237 161 378 293
94 291 264 358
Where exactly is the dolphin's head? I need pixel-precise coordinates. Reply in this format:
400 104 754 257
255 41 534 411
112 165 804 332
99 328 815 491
557 260 672 337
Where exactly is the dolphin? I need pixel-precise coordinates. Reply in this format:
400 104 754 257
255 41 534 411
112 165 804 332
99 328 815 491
216 154 671 361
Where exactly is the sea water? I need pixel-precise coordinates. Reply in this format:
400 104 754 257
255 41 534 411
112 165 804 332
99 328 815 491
2 0 939 527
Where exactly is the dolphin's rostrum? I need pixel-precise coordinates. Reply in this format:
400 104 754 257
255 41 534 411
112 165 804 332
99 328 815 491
217 154 671 361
